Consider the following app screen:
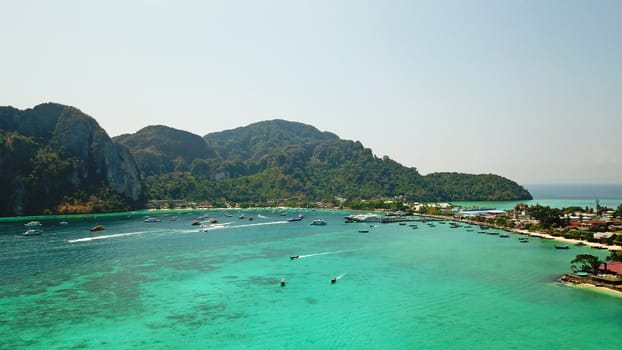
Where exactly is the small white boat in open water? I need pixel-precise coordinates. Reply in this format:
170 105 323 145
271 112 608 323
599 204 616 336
23 229 43 236
24 221 42 228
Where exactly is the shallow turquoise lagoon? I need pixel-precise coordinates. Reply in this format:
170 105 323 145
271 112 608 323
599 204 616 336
1 210 620 349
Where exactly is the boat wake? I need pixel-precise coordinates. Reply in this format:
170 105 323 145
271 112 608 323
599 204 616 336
233 221 288 228
297 249 356 259
335 273 347 280
203 222 233 229
68 231 146 243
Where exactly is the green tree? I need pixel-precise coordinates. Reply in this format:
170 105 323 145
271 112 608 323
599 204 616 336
570 254 602 274
606 250 622 262
527 205 565 229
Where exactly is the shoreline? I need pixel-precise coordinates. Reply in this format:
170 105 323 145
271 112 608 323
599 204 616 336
568 283 622 298
417 213 622 252
560 274 622 297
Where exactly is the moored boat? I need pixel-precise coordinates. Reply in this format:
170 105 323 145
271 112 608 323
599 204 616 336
555 245 570 250
344 214 380 223
310 219 327 226
90 225 105 232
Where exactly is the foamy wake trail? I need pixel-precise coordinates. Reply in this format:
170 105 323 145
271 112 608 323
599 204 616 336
68 231 145 243
335 273 347 280
233 221 288 228
298 250 356 259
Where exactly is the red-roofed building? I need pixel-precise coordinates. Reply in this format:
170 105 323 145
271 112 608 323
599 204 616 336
599 261 622 275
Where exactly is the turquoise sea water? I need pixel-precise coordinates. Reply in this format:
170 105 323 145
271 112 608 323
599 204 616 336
1 209 621 349
454 183 622 210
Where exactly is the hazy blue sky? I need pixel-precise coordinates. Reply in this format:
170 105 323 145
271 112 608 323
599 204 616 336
1 0 620 185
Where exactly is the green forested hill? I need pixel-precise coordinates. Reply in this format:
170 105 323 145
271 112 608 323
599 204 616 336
0 103 144 216
130 119 532 206
114 125 217 176
0 104 532 216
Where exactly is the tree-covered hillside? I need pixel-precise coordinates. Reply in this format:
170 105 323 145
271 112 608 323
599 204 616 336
0 104 532 216
0 103 145 216
129 119 532 205
114 125 217 176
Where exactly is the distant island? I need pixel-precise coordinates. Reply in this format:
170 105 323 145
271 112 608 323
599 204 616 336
0 103 531 216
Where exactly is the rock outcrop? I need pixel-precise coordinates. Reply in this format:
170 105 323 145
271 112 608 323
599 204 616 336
0 103 144 216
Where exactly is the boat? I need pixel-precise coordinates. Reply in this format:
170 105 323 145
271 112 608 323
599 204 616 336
144 217 160 223
90 225 105 232
202 222 231 230
575 241 586 246
343 214 380 223
555 245 570 250
59 221 69 225
287 216 303 222
518 237 529 243
330 277 337 284
499 234 510 238
290 255 300 260
24 221 42 228
239 214 246 219
22 229 42 236
310 219 327 226
280 278 286 287
358 229 369 233
191 220 201 226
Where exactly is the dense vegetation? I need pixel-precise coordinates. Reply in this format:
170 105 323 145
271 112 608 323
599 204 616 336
2 103 532 216
0 104 144 216
118 119 532 207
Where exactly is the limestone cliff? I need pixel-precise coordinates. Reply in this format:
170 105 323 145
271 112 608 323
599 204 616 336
0 103 144 216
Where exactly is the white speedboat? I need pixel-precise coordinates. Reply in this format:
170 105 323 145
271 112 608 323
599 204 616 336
24 221 42 228
23 229 42 236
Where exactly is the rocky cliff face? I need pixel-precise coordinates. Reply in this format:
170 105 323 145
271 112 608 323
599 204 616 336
0 103 144 216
